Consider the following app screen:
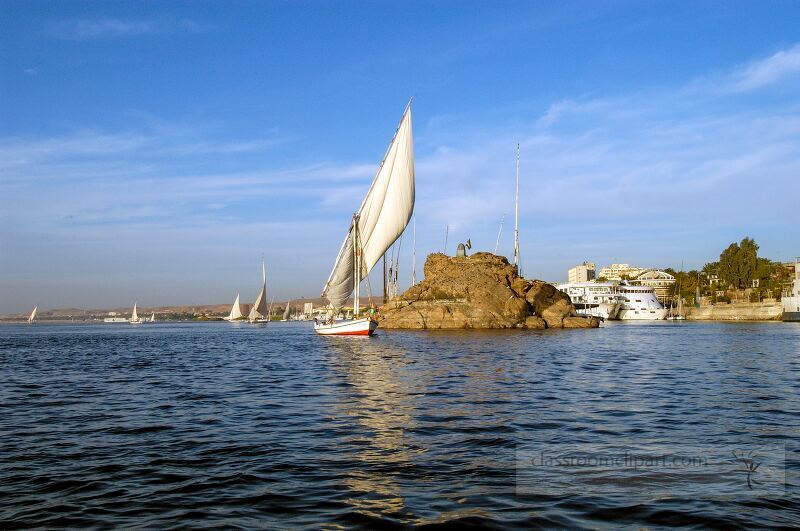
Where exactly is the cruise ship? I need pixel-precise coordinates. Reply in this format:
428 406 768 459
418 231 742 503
556 282 622 320
782 259 799 322
616 284 668 320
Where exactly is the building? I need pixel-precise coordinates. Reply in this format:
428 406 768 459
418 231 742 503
598 263 648 281
568 262 596 283
632 270 676 303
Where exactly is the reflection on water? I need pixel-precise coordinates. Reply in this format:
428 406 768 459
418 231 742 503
326 337 415 517
0 321 798 527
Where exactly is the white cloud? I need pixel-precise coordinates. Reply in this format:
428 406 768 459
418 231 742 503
48 18 211 40
727 43 800 92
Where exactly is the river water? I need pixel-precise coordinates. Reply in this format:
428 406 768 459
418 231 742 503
1 321 798 527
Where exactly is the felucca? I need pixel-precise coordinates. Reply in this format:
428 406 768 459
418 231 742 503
248 261 269 323
316 100 415 336
130 303 142 324
225 293 243 321
28 306 38 324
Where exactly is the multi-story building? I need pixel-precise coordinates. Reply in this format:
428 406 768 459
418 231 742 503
632 270 676 303
568 261 596 283
598 263 648 281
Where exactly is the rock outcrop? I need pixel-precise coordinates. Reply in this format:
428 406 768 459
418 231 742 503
377 252 598 329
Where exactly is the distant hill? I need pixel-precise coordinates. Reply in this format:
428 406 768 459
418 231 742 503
0 297 332 322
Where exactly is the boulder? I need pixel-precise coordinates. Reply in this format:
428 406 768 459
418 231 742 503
377 252 599 330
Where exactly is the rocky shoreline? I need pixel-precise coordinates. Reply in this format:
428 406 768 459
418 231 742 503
377 252 599 329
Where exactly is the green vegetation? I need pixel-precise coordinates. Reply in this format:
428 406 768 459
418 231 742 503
668 237 792 303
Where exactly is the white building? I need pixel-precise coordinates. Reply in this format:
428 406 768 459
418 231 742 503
598 263 648 281
568 262 596 283
631 270 676 303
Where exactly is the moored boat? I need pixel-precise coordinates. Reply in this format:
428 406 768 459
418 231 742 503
617 284 668 320
557 282 621 320
782 258 800 322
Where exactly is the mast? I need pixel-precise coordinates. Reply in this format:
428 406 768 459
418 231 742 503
513 143 520 272
412 216 417 285
444 224 449 254
353 214 360 318
383 255 388 303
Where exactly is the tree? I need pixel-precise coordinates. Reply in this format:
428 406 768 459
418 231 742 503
719 242 741 288
738 237 759 288
716 237 760 289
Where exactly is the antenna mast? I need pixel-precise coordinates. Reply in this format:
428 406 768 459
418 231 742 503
513 143 520 273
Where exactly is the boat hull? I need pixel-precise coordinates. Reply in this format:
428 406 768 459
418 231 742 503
314 317 377 336
617 308 668 320
574 302 620 320
783 311 800 322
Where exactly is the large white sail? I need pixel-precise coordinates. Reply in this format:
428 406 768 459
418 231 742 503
28 306 37 323
283 301 292 320
322 105 415 309
131 303 138 321
227 294 243 320
248 262 268 321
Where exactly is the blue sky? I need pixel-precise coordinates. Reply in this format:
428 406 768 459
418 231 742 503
1 1 799 313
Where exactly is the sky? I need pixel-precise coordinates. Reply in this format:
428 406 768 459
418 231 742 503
1 0 799 313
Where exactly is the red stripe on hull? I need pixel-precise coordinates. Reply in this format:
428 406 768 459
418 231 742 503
325 329 374 336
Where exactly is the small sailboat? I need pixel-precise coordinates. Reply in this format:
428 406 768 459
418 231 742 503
248 262 269 323
130 303 142 324
316 100 415 336
28 306 38 324
224 294 243 321
282 301 292 321
149 312 155 323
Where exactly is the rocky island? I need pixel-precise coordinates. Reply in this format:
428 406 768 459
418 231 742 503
377 252 599 329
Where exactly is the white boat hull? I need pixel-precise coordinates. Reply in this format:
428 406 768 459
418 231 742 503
314 317 377 336
617 308 668 320
575 302 620 320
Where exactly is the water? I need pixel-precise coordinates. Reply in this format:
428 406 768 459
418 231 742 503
1 321 798 527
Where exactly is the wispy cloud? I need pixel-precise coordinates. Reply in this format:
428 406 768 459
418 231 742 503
726 43 800 92
48 18 211 41
2 43 799 313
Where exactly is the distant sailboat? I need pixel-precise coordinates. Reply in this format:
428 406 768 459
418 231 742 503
149 312 155 323
28 306 38 324
130 303 142 324
225 293 243 321
248 262 269 323
282 301 292 321
316 100 415 336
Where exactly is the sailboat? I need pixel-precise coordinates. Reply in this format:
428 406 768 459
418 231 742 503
315 101 415 336
224 294 243 321
28 306 38 324
248 262 269 323
282 301 292 321
149 312 155 323
130 303 143 324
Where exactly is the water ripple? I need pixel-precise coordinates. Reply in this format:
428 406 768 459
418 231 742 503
1 321 798 527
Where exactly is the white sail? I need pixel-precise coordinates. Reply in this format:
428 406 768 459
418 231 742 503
150 312 155 323
227 294 243 320
283 301 292 320
28 306 37 323
131 303 138 321
248 262 268 321
322 104 415 309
